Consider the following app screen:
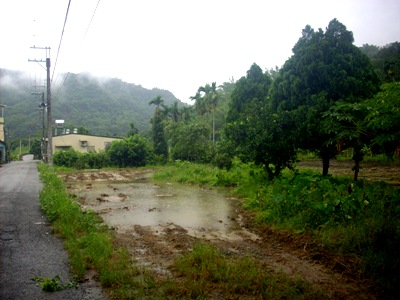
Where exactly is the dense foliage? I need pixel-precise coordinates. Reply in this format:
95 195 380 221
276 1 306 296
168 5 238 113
270 19 380 175
361 42 400 82
107 135 151 167
53 149 110 169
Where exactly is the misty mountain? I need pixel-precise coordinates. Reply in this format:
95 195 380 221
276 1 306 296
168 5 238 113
0 69 185 139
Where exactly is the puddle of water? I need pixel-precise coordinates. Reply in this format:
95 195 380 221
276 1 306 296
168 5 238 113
74 177 241 236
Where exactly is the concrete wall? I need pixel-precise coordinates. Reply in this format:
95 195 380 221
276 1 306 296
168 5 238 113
52 134 121 153
0 116 4 142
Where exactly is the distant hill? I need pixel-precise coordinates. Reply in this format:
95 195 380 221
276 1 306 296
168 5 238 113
0 69 184 139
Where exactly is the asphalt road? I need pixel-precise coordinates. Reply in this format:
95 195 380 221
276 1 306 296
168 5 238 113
0 159 106 299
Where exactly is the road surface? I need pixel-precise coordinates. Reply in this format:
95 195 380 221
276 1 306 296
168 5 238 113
0 159 105 299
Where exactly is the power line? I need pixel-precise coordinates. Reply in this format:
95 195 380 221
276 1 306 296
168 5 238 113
52 0 101 97
82 0 101 43
51 0 72 84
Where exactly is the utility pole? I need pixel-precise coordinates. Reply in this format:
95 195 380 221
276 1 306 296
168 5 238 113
40 92 46 161
29 46 53 166
31 89 46 161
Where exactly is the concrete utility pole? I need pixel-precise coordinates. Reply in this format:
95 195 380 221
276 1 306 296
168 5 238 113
29 47 53 166
31 90 46 161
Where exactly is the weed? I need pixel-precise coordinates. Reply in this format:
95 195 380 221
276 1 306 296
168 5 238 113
32 275 78 292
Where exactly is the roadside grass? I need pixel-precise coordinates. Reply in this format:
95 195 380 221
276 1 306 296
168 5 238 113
39 162 327 299
153 160 400 297
171 243 324 299
38 163 142 297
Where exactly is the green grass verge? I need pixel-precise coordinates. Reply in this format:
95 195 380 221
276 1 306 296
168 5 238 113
38 163 143 298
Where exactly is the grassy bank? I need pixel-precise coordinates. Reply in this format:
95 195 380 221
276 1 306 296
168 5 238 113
154 160 400 297
38 163 325 299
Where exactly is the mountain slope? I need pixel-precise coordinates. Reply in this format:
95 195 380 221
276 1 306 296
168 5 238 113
0 69 184 138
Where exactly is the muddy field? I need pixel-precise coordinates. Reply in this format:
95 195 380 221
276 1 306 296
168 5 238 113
298 160 400 186
61 161 400 299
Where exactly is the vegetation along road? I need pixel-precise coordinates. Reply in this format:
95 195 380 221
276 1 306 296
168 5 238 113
0 159 105 300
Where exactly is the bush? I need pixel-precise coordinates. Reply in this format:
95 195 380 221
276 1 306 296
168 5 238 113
53 149 110 169
107 135 151 167
53 149 79 168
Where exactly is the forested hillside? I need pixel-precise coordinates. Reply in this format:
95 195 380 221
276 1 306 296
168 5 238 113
0 70 183 138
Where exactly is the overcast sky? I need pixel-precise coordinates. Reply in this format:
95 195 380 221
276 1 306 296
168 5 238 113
0 0 399 103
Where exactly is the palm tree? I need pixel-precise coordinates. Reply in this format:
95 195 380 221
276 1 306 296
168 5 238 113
197 82 218 144
149 95 168 160
168 101 180 122
149 95 164 113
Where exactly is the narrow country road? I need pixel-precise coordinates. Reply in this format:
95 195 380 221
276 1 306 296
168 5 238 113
0 158 105 300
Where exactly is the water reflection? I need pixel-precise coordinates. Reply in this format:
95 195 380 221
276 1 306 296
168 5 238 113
76 177 240 235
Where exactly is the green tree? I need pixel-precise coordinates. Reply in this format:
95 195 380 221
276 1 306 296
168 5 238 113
227 63 272 123
107 135 150 167
127 122 139 137
29 139 42 160
225 103 298 179
366 82 400 157
271 19 380 175
323 102 371 180
76 126 91 135
224 64 296 179
149 96 168 161
166 121 211 162
373 42 400 83
191 83 219 144
359 43 380 58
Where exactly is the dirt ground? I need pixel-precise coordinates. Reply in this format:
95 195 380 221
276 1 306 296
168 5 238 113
298 160 400 186
61 161 400 299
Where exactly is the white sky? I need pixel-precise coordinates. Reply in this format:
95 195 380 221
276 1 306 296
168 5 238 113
0 0 399 104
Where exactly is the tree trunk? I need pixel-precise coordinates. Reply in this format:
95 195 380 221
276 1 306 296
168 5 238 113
352 144 363 181
265 164 274 181
212 108 215 144
322 156 330 176
353 160 360 181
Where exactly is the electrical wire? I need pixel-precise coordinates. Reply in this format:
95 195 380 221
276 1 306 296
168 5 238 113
51 0 72 84
52 0 101 97
82 0 101 43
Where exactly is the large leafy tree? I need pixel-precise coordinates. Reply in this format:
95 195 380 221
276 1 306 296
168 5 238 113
226 64 272 122
166 121 211 162
225 105 298 179
225 64 297 179
271 19 380 175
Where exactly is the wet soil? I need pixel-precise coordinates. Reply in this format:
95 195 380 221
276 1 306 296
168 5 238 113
298 160 400 186
61 162 400 299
